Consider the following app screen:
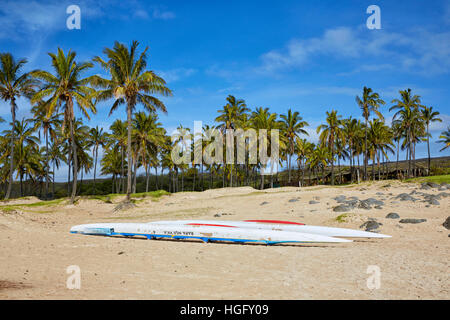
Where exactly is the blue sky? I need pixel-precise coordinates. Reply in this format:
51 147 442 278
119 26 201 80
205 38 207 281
0 0 449 180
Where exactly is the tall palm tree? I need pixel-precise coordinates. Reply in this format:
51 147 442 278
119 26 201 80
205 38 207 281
0 53 38 199
317 110 344 185
93 40 172 202
437 127 450 152
132 111 165 192
250 107 285 189
356 87 385 180
215 95 249 187
88 126 108 194
390 89 423 177
31 103 61 198
31 48 96 203
421 106 442 175
3 118 40 196
280 109 309 183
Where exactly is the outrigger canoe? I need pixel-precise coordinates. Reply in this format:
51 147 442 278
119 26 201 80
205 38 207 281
151 219 391 239
70 222 352 245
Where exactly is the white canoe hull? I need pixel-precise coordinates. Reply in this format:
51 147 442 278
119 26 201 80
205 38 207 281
151 220 391 239
70 222 352 244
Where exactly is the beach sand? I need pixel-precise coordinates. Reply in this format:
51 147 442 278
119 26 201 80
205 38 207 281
0 180 448 299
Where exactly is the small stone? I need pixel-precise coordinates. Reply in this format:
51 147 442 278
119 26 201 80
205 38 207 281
360 221 381 232
309 200 319 204
334 195 347 203
288 198 299 203
399 219 427 224
333 205 351 212
428 199 440 206
443 217 450 230
214 213 222 217
260 201 269 206
386 213 400 219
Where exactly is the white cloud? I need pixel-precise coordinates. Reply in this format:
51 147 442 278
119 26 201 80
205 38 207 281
157 68 196 83
152 8 175 20
258 26 450 76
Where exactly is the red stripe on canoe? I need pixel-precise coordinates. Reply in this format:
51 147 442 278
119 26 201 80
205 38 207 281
243 220 305 225
187 223 237 228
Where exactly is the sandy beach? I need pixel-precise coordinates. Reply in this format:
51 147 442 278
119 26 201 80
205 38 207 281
0 180 448 300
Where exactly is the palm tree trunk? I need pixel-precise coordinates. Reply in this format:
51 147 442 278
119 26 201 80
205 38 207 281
93 146 98 195
200 163 204 191
132 156 137 194
427 123 431 175
331 147 335 185
155 166 159 190
52 160 56 198
5 100 16 200
126 104 132 202
69 111 78 204
45 132 49 199
20 173 23 197
145 164 149 192
364 117 368 180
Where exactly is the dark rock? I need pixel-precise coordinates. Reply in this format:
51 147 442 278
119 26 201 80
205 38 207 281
399 219 427 224
420 183 431 190
358 201 372 210
438 192 450 198
334 195 347 203
443 217 450 230
333 205 351 212
288 198 299 203
376 192 384 196
426 182 440 188
386 212 400 219
360 221 381 232
374 205 383 210
309 200 319 204
214 213 222 217
395 193 418 202
343 200 359 208
428 199 440 206
260 201 269 206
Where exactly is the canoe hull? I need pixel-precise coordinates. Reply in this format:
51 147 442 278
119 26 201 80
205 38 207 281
151 220 391 239
70 223 352 244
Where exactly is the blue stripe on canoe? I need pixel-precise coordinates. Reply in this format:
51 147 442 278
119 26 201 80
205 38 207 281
69 231 304 245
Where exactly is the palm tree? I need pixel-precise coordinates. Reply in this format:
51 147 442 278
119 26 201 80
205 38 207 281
280 109 309 183
132 111 165 192
88 126 108 194
31 48 96 203
48 139 66 197
31 102 61 198
0 53 38 199
317 110 344 185
250 107 285 188
215 95 249 187
92 40 172 203
3 118 40 196
421 106 442 175
437 127 450 151
101 146 123 194
356 87 385 180
390 89 423 177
